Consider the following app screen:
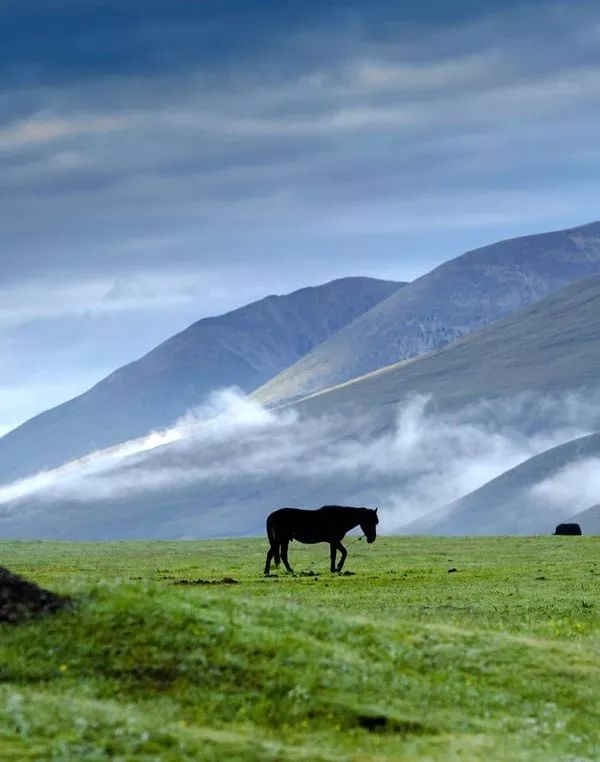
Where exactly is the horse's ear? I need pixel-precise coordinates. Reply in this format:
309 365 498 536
375 507 378 513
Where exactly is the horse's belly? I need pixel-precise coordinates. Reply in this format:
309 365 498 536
291 532 324 544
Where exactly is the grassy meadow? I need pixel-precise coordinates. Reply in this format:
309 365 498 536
0 536 598 761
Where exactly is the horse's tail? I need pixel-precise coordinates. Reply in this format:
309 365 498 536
266 514 280 568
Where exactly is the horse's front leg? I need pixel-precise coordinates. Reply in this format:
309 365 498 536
329 542 337 573
335 541 347 572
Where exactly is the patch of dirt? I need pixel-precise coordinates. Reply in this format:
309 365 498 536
172 577 240 586
0 567 71 624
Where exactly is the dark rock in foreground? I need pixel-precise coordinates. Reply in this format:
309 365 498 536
0 567 70 623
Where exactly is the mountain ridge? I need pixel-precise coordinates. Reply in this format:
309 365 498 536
568 504 600 534
255 220 600 407
0 276 402 485
291 272 600 418
2 273 600 540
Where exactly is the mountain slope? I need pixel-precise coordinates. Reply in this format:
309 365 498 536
403 431 600 536
255 221 600 406
566 504 600 535
0 277 402 484
1 275 600 540
294 273 600 419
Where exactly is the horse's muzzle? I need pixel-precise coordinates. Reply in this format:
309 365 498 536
367 537 375 544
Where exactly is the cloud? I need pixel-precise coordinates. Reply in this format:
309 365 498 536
3 0 600 432
0 272 202 329
529 458 600 515
0 388 291 505
2 388 599 537
0 114 130 151
3 0 600 265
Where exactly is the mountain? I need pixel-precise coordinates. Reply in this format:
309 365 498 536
292 272 600 419
2 274 600 540
255 220 600 406
0 277 402 485
403 430 600 536
567 505 600 534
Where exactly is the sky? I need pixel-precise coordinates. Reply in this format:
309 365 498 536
2 0 600 435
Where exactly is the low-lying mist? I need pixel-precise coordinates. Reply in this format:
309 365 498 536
1 387 600 536
530 457 600 518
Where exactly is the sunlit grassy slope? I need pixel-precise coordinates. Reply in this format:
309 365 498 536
1 537 599 761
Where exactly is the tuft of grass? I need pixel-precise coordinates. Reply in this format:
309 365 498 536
0 537 598 760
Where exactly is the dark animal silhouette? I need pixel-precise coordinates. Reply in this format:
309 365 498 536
554 523 582 536
264 505 379 575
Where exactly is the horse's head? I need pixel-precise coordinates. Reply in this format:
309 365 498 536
360 507 379 543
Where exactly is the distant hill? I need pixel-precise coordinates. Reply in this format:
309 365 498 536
4 222 600 541
294 273 600 419
255 221 600 406
2 274 600 540
404 431 600 536
0 277 402 484
566 505 600 535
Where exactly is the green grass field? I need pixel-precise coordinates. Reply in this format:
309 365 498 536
0 536 598 761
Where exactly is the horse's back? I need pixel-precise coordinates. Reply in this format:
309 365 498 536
267 505 353 544
268 506 333 524
268 507 310 522
269 506 357 525
266 507 310 534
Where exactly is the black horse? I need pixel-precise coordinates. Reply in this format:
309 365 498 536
264 505 379 575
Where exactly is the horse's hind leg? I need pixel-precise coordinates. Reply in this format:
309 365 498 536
330 542 337 573
335 541 347 572
264 547 275 576
281 540 294 573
